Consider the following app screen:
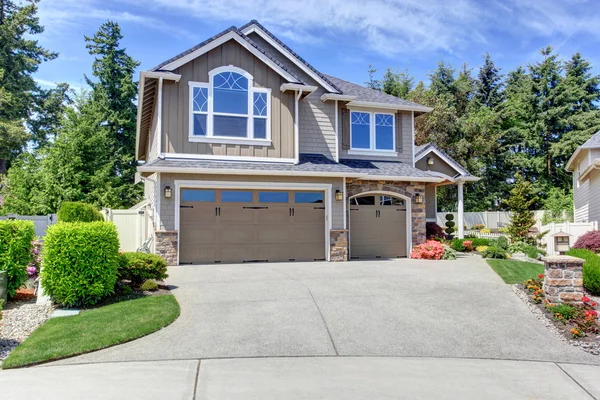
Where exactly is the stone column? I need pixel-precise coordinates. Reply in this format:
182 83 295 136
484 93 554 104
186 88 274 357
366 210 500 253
155 231 178 266
542 255 585 303
330 230 348 262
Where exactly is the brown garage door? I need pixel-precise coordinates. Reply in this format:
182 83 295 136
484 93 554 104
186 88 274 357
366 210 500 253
179 189 325 264
350 194 407 259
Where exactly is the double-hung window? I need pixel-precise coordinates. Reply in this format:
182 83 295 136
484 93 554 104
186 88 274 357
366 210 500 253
350 110 395 153
189 66 270 143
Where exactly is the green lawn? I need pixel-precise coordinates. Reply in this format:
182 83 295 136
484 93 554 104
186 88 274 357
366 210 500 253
2 294 179 369
486 259 545 284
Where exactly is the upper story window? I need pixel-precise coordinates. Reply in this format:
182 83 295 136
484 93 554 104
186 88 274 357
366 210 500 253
189 66 270 144
350 111 395 152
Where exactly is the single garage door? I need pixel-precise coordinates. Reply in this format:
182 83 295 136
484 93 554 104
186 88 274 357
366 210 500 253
350 194 407 259
179 189 325 264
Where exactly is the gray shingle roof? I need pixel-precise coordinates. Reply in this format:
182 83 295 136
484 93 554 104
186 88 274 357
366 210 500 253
580 131 600 148
414 143 472 177
150 26 304 84
324 74 430 109
239 20 342 94
140 154 441 180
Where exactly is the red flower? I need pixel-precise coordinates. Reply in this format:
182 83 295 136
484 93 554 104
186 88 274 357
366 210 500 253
592 302 598 307
537 274 544 279
581 296 591 303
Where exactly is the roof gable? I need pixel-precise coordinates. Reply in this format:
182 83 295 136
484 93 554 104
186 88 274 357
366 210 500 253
566 130 600 171
415 143 472 177
151 27 302 84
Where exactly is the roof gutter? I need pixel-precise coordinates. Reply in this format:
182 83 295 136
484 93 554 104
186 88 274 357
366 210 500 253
137 165 445 183
346 100 433 113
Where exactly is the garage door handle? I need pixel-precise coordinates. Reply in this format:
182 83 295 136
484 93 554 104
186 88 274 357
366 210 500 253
180 205 193 209
215 207 221 216
313 207 325 210
243 206 268 209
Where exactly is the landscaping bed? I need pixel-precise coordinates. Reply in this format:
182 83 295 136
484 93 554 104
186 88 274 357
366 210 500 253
512 278 600 356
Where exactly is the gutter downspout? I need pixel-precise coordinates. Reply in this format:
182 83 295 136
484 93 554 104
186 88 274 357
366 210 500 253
294 90 301 164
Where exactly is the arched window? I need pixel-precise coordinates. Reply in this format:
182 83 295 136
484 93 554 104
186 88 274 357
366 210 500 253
189 66 270 143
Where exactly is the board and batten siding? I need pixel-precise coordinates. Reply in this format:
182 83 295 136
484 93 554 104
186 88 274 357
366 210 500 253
573 161 590 222
415 152 459 177
160 40 295 159
338 102 413 164
157 174 344 232
588 169 600 223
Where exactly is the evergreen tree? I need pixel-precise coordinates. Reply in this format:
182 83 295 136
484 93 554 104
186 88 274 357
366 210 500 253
0 0 57 173
381 68 413 98
505 174 537 244
474 53 504 108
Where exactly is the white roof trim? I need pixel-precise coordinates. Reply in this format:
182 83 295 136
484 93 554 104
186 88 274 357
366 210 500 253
579 158 600 180
281 83 317 93
158 31 299 83
135 73 146 160
415 146 469 177
241 24 340 93
346 100 433 113
321 93 356 102
141 71 181 82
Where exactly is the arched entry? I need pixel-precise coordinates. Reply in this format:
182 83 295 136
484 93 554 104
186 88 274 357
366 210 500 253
349 191 411 259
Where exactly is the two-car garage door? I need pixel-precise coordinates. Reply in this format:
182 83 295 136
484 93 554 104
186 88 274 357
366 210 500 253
179 189 325 264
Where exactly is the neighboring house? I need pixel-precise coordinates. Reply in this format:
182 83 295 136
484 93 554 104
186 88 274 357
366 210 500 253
135 20 477 265
566 131 600 223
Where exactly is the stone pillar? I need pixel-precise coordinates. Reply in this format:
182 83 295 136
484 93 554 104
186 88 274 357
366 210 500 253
330 230 348 262
542 255 585 303
155 231 178 266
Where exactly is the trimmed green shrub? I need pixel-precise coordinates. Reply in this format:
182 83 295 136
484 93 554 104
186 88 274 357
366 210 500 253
117 252 168 285
0 220 35 298
567 249 600 295
42 222 119 307
449 238 466 252
509 241 544 259
497 236 509 250
445 214 455 236
471 238 490 247
140 280 158 291
482 246 507 259
57 202 104 223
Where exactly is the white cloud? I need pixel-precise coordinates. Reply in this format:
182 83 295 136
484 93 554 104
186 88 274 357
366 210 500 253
35 78 85 94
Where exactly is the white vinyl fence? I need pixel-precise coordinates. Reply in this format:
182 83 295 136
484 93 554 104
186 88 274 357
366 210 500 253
540 221 599 256
0 214 57 237
437 211 546 230
102 208 152 252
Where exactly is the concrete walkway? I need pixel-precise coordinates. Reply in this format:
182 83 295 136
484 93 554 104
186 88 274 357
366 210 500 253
52 255 600 365
2 357 600 399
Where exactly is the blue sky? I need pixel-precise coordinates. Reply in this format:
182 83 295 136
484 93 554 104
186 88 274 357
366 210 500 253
34 0 600 92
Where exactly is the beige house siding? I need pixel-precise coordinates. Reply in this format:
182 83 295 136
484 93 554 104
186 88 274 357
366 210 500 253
157 174 344 231
246 32 337 160
160 40 295 159
425 184 436 220
415 152 459 177
588 169 600 222
338 102 413 163
573 156 590 222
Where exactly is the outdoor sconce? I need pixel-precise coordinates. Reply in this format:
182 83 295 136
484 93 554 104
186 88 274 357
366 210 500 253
427 157 434 166
414 193 423 204
164 185 172 199
335 190 343 201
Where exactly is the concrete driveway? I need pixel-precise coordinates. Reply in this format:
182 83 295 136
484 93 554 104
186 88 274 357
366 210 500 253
53 254 599 366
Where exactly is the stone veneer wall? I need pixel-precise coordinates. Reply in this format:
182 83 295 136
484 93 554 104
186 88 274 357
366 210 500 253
542 255 585 303
330 230 349 261
155 231 178 266
345 179 427 247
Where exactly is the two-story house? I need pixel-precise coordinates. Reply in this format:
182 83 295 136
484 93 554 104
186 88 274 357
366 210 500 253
135 21 477 265
566 130 600 223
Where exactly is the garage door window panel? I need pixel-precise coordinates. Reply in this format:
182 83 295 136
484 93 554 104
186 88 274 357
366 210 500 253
221 191 253 203
181 189 215 202
294 192 323 203
259 191 289 203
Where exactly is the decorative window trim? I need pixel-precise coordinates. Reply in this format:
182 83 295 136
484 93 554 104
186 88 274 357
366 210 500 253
188 66 272 144
349 110 396 153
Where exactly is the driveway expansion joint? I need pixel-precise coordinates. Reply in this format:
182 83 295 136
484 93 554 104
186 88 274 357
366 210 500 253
555 363 598 400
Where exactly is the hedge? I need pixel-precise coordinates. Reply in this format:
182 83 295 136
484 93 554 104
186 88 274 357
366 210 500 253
42 221 119 307
0 220 35 298
566 248 600 295
57 202 104 223
117 252 168 285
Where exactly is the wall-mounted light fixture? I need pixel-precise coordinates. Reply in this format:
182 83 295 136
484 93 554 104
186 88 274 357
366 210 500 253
164 185 172 199
335 190 343 201
414 193 423 204
427 157 434 166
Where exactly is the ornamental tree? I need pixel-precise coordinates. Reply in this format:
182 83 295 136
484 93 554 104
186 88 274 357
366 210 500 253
505 173 537 244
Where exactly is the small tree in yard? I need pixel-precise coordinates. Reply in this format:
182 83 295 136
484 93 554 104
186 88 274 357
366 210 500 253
505 174 537 244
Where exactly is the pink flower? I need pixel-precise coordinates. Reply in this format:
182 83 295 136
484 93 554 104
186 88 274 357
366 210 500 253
27 266 37 276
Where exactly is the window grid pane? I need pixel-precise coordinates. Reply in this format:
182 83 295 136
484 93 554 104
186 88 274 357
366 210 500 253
253 92 267 116
253 118 267 139
259 191 289 203
182 189 215 202
221 191 253 202
294 192 323 203
351 112 371 149
213 115 248 137
193 114 207 136
193 87 208 112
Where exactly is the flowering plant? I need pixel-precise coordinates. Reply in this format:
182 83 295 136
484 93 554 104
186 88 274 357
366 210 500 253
410 240 446 260
26 238 42 279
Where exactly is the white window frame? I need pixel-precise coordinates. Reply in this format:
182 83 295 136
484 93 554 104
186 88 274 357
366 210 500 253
349 110 396 155
188 66 272 146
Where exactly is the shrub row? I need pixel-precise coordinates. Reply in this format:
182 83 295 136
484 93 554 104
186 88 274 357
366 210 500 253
57 202 104 223
0 220 35 298
566 248 600 295
41 220 169 306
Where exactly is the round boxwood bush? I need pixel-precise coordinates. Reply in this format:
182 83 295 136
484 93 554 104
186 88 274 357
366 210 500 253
117 252 168 286
572 231 600 253
42 221 119 307
58 202 104 223
0 220 35 298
